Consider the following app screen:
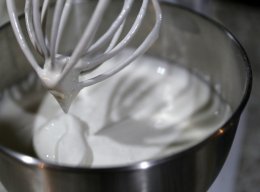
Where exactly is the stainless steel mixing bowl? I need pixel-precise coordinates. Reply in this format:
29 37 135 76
0 1 252 192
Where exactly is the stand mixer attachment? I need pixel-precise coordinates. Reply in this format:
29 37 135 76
6 0 162 112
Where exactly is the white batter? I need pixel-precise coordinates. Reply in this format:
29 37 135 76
33 54 231 167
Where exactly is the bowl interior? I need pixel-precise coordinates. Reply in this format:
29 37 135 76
0 2 251 192
0 2 249 157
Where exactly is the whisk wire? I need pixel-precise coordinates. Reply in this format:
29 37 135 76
41 0 50 22
105 20 126 53
25 0 41 54
55 1 72 55
62 0 111 77
87 0 134 54
7 0 42 74
78 0 149 72
6 0 162 112
50 0 66 68
80 0 162 87
32 0 49 58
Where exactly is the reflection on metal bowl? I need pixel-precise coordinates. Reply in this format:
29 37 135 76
0 1 252 192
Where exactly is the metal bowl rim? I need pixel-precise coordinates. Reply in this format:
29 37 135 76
0 2 252 173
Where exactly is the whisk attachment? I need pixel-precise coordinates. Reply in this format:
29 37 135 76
6 0 162 112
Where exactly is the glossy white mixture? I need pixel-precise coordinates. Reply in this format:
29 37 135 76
33 54 231 167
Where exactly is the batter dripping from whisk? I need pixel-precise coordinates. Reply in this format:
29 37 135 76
6 0 162 112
